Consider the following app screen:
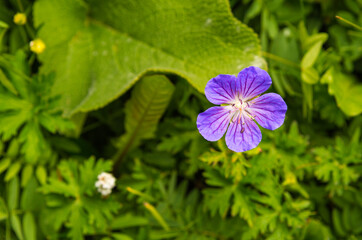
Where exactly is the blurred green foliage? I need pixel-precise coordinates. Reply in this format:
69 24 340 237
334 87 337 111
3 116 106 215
0 0 361 239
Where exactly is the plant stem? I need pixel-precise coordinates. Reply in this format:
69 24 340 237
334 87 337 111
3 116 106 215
16 0 24 12
336 16 362 31
144 202 170 231
262 51 300 69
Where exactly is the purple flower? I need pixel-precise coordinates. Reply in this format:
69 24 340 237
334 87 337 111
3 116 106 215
197 66 287 152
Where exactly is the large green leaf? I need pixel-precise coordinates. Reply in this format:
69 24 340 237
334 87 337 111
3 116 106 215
34 0 265 116
114 75 174 161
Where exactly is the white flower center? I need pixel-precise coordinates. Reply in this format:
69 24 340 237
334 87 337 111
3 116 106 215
228 99 252 126
232 99 248 111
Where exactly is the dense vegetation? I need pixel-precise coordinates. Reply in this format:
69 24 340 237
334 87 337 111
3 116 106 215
0 0 361 239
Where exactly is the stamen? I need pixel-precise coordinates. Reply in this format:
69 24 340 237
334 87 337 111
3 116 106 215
230 110 240 123
244 109 255 120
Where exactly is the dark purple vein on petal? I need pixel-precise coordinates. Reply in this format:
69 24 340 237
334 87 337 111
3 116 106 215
211 115 230 134
219 84 233 99
243 75 255 97
245 78 264 99
243 74 248 98
228 80 234 99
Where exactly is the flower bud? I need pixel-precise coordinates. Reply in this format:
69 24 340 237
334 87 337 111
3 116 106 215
29 39 46 54
13 13 27 25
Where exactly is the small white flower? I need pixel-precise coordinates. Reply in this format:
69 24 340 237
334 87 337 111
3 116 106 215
95 172 116 196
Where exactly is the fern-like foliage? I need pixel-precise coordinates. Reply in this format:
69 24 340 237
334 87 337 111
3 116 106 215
200 123 316 240
0 51 74 186
313 135 361 196
38 157 120 240
121 165 247 240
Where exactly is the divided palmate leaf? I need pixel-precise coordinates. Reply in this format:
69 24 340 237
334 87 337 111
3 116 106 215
115 75 174 160
34 0 265 116
38 157 119 239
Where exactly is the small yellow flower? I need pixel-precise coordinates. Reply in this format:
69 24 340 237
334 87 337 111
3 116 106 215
13 13 27 25
29 39 46 54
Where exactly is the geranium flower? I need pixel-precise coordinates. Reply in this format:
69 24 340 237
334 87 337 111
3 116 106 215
197 66 287 152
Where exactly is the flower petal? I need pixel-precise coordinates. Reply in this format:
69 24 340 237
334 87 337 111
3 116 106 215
197 106 231 141
225 114 261 152
248 93 287 130
237 66 272 101
205 74 237 104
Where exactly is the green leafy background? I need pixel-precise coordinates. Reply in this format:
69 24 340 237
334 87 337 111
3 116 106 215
0 0 361 239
